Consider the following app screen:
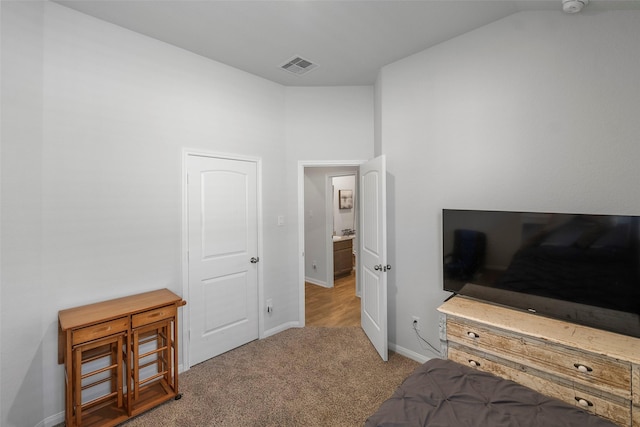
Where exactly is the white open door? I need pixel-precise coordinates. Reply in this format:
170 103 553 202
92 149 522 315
359 155 388 361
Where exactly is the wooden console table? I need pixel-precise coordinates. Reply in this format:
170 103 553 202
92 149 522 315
438 296 640 426
58 289 186 427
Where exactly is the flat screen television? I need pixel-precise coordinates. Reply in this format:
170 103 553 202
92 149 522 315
442 209 640 338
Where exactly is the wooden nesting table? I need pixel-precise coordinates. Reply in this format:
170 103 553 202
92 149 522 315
58 289 186 427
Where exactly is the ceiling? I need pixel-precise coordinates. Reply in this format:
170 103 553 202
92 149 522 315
54 0 640 86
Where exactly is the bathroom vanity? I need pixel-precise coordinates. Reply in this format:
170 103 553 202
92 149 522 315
333 236 354 278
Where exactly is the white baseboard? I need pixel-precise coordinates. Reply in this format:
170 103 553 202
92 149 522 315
262 321 300 338
304 277 329 288
37 411 64 427
389 342 431 364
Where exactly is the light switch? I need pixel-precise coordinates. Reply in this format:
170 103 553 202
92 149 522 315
277 215 285 226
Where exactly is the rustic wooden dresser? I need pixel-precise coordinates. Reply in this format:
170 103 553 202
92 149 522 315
438 296 640 426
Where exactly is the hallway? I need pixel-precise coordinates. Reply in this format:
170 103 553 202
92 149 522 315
305 272 360 327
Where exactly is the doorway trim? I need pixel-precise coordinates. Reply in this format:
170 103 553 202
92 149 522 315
297 160 366 326
182 148 265 371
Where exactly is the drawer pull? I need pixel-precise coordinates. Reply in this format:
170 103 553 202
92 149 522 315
575 397 593 407
468 359 480 367
574 363 593 373
467 331 479 338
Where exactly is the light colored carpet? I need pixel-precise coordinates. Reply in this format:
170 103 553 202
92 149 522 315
122 326 421 427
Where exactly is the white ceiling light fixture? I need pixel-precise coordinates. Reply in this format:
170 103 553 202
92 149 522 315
562 0 589 13
279 56 319 76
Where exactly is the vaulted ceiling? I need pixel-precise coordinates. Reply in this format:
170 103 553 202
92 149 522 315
55 1 640 86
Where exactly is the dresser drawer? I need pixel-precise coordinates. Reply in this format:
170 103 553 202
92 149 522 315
72 317 129 346
132 305 176 328
447 318 631 397
449 346 631 427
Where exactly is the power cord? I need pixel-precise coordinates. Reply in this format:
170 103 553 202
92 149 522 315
413 320 442 358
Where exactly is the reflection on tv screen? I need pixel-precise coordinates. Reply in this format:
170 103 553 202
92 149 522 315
443 210 640 333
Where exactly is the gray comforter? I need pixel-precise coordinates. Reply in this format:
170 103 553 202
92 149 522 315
365 358 617 427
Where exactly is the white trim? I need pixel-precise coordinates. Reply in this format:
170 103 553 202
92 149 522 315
182 148 264 371
263 321 301 338
389 342 432 364
325 174 335 288
304 277 328 288
256 160 265 341
181 149 191 371
297 160 366 327
37 411 64 427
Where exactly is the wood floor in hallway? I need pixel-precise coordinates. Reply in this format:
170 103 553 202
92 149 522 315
305 272 360 327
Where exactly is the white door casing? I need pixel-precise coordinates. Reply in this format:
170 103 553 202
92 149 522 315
186 154 260 367
297 160 366 325
359 155 388 361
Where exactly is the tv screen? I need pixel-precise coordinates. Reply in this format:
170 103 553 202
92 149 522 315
442 209 640 337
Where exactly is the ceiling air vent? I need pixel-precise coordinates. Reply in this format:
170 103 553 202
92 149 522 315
279 56 319 76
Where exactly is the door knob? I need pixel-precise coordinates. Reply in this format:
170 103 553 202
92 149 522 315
250 257 260 264
374 264 382 271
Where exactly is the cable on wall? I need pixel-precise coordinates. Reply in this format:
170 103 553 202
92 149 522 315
413 322 443 358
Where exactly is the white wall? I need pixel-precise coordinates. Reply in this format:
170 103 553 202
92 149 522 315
285 87 374 163
1 3 45 426
286 86 374 316
1 2 290 426
303 170 328 285
377 10 640 360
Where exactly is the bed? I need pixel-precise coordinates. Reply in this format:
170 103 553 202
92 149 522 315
365 358 617 427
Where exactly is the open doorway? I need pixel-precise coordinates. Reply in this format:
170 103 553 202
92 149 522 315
299 157 388 359
301 164 361 327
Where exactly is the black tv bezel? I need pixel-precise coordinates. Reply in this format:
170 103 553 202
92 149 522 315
442 208 640 338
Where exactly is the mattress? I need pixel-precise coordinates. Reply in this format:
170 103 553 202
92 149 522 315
365 358 618 427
